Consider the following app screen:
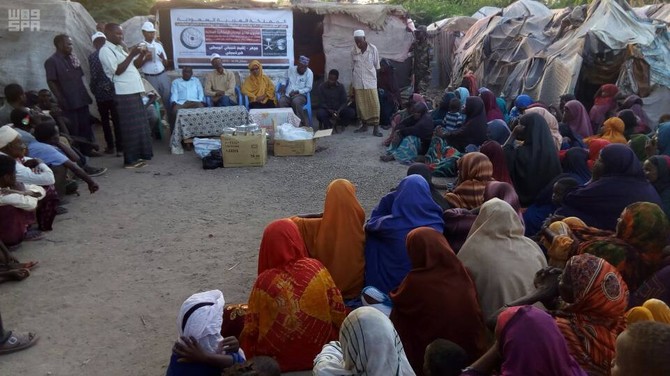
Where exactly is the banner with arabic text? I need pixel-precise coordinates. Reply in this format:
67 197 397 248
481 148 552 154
170 8 294 71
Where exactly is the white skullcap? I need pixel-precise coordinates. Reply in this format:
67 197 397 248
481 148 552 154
141 21 156 32
210 53 221 62
353 30 365 37
91 31 106 42
177 290 225 353
0 125 20 149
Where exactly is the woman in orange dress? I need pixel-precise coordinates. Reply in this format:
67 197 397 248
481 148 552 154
240 219 346 372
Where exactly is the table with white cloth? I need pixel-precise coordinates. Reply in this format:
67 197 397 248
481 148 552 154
170 106 249 154
249 108 301 144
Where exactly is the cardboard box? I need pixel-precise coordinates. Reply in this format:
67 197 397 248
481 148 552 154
221 129 267 167
274 129 332 156
248 108 301 144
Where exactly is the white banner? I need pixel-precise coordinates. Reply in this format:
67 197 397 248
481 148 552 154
170 8 294 71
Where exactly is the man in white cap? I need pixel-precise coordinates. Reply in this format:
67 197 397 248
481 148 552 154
278 55 313 128
88 31 121 155
135 21 171 112
204 54 237 107
351 29 382 137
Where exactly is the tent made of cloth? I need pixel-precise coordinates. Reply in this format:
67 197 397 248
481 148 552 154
0 0 96 96
428 16 477 87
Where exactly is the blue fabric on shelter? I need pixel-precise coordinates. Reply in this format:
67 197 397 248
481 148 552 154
364 175 444 294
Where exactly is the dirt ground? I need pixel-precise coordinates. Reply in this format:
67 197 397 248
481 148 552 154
0 127 411 376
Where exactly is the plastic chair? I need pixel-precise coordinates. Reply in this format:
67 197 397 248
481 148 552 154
275 81 312 128
205 86 246 108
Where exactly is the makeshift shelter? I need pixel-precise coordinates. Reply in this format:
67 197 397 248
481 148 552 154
451 0 670 128
0 0 96 96
150 1 414 89
428 16 477 87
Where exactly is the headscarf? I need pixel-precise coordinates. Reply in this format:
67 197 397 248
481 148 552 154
457 198 547 318
315 307 415 376
365 175 444 294
407 163 451 210
617 109 638 139
658 121 670 156
587 139 611 170
480 140 512 184
525 107 562 151
390 227 488 373
290 179 365 299
514 94 533 110
480 90 503 122
600 143 645 178
445 152 493 209
496 97 509 123
455 87 470 103
177 290 225 353
621 95 652 133
590 84 619 131
505 112 562 206
497 306 587 376
649 155 670 193
564 100 593 139
627 299 670 324
462 73 478 96
628 134 650 161
555 254 628 376
446 96 488 151
257 219 308 274
483 181 523 221
594 117 627 144
562 147 591 184
241 60 276 104
487 119 511 145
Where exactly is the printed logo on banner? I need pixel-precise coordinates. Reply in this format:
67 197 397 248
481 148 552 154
180 27 204 49
262 30 287 57
8 9 40 32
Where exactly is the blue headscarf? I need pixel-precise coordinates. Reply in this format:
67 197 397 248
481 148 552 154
455 87 470 103
364 175 444 294
487 119 511 145
514 94 534 109
658 122 670 156
562 147 591 184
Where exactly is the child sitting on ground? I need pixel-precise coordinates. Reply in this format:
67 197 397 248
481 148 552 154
442 98 465 132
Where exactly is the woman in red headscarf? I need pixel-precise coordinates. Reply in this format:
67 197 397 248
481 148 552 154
240 219 346 372
589 84 619 133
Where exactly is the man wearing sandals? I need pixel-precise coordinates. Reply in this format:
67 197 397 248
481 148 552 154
351 30 382 137
0 311 38 355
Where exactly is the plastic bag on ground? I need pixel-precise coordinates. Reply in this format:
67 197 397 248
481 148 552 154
193 137 222 159
275 123 313 141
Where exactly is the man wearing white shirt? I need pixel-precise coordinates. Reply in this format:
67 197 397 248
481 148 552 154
351 30 382 137
135 22 171 112
278 56 313 127
99 23 154 169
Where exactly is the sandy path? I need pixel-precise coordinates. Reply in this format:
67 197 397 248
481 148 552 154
0 128 408 375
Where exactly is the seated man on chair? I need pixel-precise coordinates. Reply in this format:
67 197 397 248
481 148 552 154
316 69 356 133
278 56 313 128
204 54 237 107
170 66 205 123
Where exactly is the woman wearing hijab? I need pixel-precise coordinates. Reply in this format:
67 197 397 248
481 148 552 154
383 94 425 146
557 144 662 230
406 163 451 210
313 307 415 376
484 181 523 220
486 119 511 145
445 96 488 152
555 254 628 376
656 120 670 156
563 147 592 184
462 306 586 376
525 106 563 151
390 228 488 375
587 117 627 145
621 95 652 133
455 87 470 105
458 198 547 319
462 73 478 96
378 59 401 128
504 112 562 206
629 134 650 161
383 102 434 163
563 100 592 139
644 155 670 217
479 140 512 184
496 96 510 123
365 175 444 294
444 152 494 209
241 60 276 109
589 84 620 132
587 138 611 170
627 299 670 324
167 290 246 376
290 179 365 300
618 109 640 140
577 202 670 293
240 219 346 372
480 90 503 122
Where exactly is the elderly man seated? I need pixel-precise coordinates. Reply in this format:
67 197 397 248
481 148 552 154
278 55 313 128
170 66 205 127
204 54 237 107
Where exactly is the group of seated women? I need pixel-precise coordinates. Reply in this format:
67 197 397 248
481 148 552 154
163 82 670 375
